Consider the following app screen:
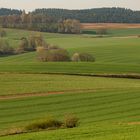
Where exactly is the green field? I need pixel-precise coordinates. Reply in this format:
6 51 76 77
0 74 140 140
82 28 140 37
0 28 140 75
0 74 140 139
0 28 140 140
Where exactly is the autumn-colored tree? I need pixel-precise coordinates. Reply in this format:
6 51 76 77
58 19 81 34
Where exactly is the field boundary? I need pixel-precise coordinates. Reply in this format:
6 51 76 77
1 72 140 79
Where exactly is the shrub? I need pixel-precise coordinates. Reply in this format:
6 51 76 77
64 114 79 128
29 34 47 50
36 46 48 61
0 39 14 55
47 48 70 62
96 28 107 35
28 35 37 51
16 35 46 54
17 37 29 52
2 114 79 136
71 53 80 62
25 117 62 131
72 53 95 62
37 46 70 62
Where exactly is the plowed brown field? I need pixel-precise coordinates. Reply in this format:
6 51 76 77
81 23 140 29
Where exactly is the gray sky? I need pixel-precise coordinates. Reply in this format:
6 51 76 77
0 0 140 11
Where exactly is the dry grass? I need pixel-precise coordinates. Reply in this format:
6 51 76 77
81 23 140 29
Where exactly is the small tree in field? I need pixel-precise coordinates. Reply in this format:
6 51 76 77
15 37 29 54
64 114 79 128
29 34 47 51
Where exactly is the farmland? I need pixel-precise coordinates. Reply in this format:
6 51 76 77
81 23 140 29
0 28 140 75
0 26 140 140
0 74 140 139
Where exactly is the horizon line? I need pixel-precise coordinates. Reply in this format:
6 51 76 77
0 6 139 12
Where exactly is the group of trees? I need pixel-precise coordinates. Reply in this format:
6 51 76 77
0 8 139 29
0 7 139 34
58 19 81 34
0 10 81 33
0 28 94 62
36 38 95 62
37 46 70 62
0 31 45 55
37 46 95 62
15 34 46 54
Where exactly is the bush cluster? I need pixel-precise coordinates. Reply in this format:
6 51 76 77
25 115 79 132
71 53 95 62
25 117 63 131
37 45 70 62
64 114 79 128
1 114 79 136
15 34 46 54
0 32 95 63
37 45 95 62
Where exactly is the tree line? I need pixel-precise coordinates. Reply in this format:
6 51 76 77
0 8 22 16
33 8 140 23
0 8 140 23
0 10 81 34
0 7 139 33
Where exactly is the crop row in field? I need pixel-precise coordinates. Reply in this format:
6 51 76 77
0 74 140 139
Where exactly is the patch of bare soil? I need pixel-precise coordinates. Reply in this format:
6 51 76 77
112 35 138 39
0 89 96 100
127 122 140 125
81 23 140 29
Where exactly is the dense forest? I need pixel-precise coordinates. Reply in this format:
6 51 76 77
0 7 140 23
0 8 22 16
33 8 140 23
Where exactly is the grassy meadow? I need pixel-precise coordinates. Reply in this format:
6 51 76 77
0 28 140 75
0 27 140 140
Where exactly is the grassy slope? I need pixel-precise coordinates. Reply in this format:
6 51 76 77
0 74 140 139
1 73 140 96
0 28 140 75
0 28 140 140
82 28 140 36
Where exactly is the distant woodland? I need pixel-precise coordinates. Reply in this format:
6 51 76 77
0 7 140 33
33 8 140 23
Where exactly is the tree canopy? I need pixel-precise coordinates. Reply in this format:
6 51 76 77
33 8 140 23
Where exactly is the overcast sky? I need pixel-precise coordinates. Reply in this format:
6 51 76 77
0 0 140 11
